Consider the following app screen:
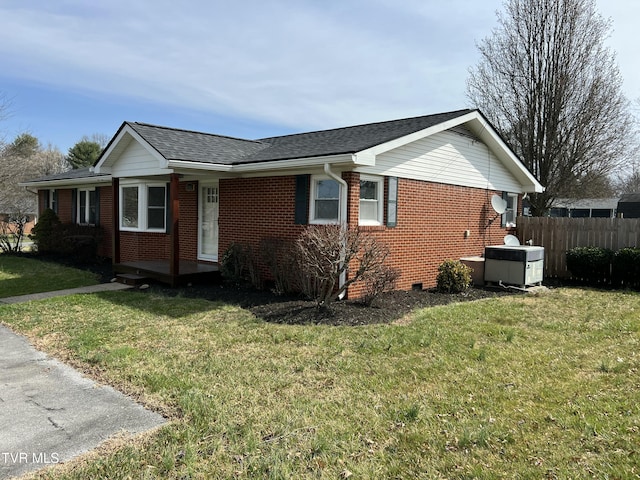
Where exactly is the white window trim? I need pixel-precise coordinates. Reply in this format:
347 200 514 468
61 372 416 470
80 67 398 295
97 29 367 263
119 181 167 232
309 175 342 224
503 193 518 228
358 175 384 226
76 187 96 225
48 189 57 213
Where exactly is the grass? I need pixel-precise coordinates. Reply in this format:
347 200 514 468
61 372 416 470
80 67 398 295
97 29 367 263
0 255 100 297
1 287 640 478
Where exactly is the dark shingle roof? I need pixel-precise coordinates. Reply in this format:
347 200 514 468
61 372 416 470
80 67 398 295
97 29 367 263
26 167 110 184
127 122 269 164
25 109 477 185
128 109 474 166
248 109 473 163
618 193 640 203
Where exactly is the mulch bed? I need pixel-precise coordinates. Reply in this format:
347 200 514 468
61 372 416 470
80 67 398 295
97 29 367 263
32 253 521 326
136 278 520 327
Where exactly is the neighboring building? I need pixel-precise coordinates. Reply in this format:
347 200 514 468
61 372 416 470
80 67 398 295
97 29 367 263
22 109 543 296
617 193 640 218
549 198 619 218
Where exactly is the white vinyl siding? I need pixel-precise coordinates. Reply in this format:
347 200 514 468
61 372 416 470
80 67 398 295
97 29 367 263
360 130 521 192
111 141 167 177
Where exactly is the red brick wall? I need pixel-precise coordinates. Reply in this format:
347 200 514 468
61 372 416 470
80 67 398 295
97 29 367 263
55 189 73 223
98 186 113 258
117 181 199 263
220 173 513 297
347 175 509 296
179 181 199 261
39 174 516 297
219 176 305 280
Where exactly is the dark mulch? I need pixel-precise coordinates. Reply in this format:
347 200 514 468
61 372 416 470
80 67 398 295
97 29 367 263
139 280 520 327
28 253 521 326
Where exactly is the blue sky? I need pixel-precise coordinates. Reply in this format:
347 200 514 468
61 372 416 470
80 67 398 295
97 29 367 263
0 0 637 154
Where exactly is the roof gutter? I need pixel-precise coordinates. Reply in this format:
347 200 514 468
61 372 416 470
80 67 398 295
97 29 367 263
324 163 348 299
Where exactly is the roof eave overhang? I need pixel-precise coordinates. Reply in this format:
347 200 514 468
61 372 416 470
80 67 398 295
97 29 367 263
19 175 113 189
166 153 353 175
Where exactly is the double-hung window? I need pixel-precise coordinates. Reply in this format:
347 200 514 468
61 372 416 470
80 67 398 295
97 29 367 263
77 188 96 224
45 189 58 213
120 183 166 232
310 176 340 223
502 193 518 228
359 175 383 226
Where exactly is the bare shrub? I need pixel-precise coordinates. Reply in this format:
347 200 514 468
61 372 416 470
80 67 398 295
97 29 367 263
260 237 299 295
296 225 395 309
360 265 400 307
220 243 261 289
0 211 30 253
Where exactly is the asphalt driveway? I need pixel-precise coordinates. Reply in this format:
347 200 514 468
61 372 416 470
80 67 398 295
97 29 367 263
0 324 166 479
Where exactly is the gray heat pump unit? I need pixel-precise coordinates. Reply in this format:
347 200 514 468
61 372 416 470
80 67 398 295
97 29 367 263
484 245 544 287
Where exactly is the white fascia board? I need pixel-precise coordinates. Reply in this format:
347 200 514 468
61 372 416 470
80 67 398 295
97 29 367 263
94 125 169 174
167 153 352 175
351 152 376 166
19 176 112 189
166 160 233 172
233 153 352 173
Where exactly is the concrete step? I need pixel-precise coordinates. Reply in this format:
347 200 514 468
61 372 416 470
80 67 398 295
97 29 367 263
115 273 149 286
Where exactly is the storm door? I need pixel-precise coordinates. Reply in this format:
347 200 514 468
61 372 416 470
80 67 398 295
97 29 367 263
198 182 219 261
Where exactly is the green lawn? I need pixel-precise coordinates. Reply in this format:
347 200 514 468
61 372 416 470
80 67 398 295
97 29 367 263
0 255 100 298
1 287 639 478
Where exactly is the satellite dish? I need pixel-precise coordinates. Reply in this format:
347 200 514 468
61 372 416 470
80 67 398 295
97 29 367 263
504 234 520 246
491 194 508 215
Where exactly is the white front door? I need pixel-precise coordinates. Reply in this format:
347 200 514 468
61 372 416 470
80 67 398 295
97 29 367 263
198 182 219 261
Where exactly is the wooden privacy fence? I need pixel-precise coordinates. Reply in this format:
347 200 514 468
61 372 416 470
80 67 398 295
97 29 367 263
516 216 640 278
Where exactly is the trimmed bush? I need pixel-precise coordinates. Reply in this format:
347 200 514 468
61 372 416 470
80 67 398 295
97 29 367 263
565 246 614 284
30 208 61 253
612 247 640 288
436 259 472 293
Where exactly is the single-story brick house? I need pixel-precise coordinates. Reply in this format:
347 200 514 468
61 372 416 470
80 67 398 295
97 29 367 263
22 109 543 296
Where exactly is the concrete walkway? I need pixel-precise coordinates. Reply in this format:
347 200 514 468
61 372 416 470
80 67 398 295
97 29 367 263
0 282 132 305
0 282 165 479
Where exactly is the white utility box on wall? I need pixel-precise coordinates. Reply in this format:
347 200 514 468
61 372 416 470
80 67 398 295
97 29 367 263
484 245 544 287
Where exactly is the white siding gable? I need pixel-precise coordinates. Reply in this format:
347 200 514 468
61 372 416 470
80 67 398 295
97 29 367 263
111 140 171 178
359 129 522 192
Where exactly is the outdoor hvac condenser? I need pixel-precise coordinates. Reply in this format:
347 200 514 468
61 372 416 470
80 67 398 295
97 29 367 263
483 245 544 287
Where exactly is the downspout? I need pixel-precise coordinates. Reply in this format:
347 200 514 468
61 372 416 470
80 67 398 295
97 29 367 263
324 163 348 299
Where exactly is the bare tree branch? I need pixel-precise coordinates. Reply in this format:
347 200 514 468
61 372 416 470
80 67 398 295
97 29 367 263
468 0 635 214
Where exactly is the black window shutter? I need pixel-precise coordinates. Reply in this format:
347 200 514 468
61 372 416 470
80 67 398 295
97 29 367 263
43 190 49 210
386 177 398 227
295 175 310 225
71 189 77 224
